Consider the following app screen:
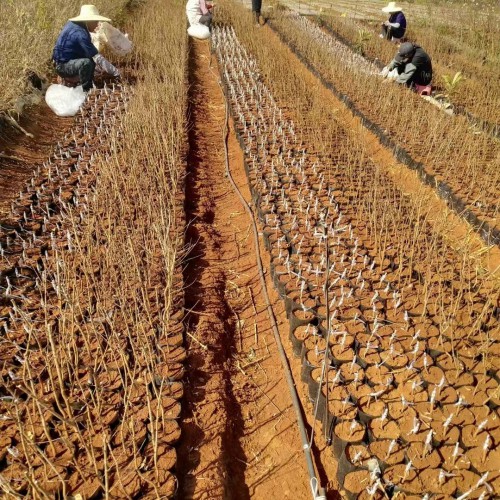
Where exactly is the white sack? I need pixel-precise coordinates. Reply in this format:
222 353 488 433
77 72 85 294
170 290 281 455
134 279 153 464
380 67 399 80
90 30 106 52
187 24 211 40
100 22 133 56
387 68 399 80
45 84 86 117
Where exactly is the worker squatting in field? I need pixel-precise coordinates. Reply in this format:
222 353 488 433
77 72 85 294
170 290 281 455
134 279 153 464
52 5 120 91
382 42 433 91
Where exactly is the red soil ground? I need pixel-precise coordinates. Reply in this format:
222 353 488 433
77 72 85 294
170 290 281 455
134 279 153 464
0 105 73 218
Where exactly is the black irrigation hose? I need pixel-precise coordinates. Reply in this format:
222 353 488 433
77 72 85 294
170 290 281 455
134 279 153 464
267 19 500 247
209 50 327 500
308 15 500 141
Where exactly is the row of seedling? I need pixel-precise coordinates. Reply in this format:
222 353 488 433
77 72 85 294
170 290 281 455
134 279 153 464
216 4 497 348
213 23 499 499
215 23 496 371
0 83 184 498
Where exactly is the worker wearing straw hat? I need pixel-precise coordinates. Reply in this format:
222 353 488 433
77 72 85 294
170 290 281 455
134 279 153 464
52 5 111 91
380 2 407 42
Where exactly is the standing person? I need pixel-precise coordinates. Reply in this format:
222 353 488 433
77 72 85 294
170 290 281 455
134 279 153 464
186 0 213 29
252 0 265 26
383 42 432 89
380 2 406 41
52 5 111 91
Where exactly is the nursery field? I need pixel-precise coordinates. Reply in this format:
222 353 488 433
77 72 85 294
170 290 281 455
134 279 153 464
0 0 499 498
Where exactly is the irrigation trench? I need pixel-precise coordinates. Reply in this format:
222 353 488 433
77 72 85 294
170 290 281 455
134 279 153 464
177 39 332 498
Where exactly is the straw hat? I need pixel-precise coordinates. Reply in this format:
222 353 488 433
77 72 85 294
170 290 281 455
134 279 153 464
382 2 403 13
69 5 111 22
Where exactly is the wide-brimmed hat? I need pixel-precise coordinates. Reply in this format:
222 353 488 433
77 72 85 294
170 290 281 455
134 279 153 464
382 2 403 13
69 5 111 22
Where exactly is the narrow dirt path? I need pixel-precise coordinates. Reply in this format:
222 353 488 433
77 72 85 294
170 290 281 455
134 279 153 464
177 39 324 499
178 38 246 499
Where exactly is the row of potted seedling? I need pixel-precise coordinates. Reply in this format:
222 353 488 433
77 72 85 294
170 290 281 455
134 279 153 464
213 25 499 499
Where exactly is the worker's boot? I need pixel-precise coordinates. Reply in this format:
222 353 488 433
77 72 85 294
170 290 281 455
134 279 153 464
253 11 260 26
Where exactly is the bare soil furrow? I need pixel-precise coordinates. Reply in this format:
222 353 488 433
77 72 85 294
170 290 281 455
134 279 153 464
178 38 248 499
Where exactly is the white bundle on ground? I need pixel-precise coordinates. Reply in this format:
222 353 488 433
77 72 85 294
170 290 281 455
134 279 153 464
188 24 211 40
45 84 86 116
387 68 399 80
380 67 399 79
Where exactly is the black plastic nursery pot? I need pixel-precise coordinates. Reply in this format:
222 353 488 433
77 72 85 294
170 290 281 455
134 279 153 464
300 344 322 385
356 398 386 425
288 322 316 356
284 290 314 317
369 440 407 472
331 419 367 460
310 382 327 423
336 445 376 500
329 344 356 366
260 226 272 252
288 303 317 332
270 260 289 299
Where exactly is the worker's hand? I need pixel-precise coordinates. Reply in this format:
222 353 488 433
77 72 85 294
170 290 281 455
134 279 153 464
383 21 389 26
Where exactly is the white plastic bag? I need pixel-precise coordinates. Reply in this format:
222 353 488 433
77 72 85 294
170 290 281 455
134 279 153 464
387 68 399 80
99 22 133 56
45 84 86 117
380 67 399 80
90 30 106 52
187 24 211 40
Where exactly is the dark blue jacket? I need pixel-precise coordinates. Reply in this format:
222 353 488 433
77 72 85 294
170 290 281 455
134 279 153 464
52 22 98 64
389 11 407 31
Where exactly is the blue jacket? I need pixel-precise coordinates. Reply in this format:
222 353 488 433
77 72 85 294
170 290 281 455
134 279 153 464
389 12 407 31
52 22 98 64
